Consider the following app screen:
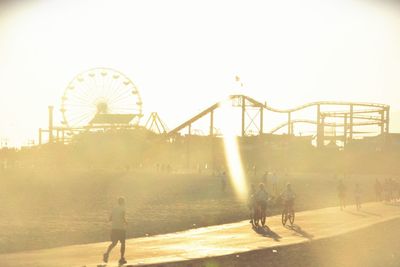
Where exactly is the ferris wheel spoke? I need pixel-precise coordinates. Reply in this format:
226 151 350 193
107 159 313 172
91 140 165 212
69 93 93 106
63 101 95 108
68 111 95 126
107 80 122 101
105 77 122 101
107 76 132 101
73 114 95 127
104 73 116 100
67 109 94 120
85 73 100 100
109 99 134 108
79 79 98 102
110 96 134 107
65 96 90 108
106 80 125 103
98 74 108 97
109 98 138 112
100 72 107 98
70 82 94 102
109 90 133 106
64 108 96 115
69 85 94 103
72 79 93 101
91 72 102 99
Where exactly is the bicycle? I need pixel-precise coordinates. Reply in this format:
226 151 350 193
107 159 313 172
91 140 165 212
253 201 267 227
281 202 295 226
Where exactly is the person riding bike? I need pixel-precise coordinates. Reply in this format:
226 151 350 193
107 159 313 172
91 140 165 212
254 183 269 226
280 183 296 226
281 183 296 213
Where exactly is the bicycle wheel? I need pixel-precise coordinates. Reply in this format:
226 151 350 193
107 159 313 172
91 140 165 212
253 209 260 226
281 210 288 226
261 212 266 227
289 210 295 225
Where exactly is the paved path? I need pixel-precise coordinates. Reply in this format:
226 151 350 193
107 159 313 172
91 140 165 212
1 202 399 267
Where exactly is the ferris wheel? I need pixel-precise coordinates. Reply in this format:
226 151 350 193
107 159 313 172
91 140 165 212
60 68 143 129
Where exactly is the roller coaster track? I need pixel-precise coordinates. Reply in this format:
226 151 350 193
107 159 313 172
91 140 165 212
236 95 389 113
269 119 384 134
168 95 389 137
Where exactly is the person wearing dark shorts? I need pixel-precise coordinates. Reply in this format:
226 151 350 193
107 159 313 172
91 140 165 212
103 197 127 265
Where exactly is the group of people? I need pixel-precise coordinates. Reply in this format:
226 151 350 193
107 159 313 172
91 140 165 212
338 177 400 212
337 180 362 211
247 182 296 227
374 178 400 202
103 175 393 264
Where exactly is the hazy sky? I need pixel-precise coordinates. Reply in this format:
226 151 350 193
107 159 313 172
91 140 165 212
0 0 400 146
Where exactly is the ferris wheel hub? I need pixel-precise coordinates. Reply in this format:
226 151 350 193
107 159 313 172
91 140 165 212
96 101 109 114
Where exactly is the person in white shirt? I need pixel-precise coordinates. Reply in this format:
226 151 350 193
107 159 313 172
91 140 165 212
280 183 296 212
103 197 127 265
255 183 269 213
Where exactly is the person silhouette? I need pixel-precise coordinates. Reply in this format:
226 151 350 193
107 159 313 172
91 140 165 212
338 180 346 210
103 197 127 265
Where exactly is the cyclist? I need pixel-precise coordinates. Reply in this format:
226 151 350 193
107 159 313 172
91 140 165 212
281 183 296 213
255 183 269 226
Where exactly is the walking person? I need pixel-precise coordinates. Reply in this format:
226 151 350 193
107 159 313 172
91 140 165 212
374 178 382 201
271 172 278 196
103 197 128 265
338 180 346 211
248 184 256 226
355 183 361 211
220 171 227 192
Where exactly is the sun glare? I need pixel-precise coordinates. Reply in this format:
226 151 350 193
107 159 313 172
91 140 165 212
219 99 248 200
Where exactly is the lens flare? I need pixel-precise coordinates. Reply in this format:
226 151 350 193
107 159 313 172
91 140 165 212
219 99 248 200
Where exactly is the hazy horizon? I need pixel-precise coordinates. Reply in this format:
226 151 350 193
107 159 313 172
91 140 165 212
1 0 400 146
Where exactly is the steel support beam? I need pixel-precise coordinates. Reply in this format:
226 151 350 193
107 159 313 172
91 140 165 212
385 107 390 134
317 104 323 148
344 114 347 146
38 128 42 146
349 104 353 142
210 110 214 136
48 106 54 143
260 107 264 135
241 96 246 137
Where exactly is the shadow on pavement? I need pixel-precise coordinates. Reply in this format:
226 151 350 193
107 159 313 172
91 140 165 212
344 210 369 217
384 201 400 207
252 225 281 241
360 210 381 217
287 224 314 240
